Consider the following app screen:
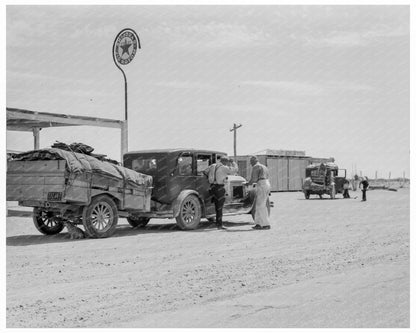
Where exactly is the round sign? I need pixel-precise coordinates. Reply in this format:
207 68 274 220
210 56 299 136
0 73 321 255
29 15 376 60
113 29 140 65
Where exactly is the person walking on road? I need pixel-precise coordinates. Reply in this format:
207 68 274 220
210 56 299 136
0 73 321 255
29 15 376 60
359 176 370 201
247 156 271 230
343 179 351 198
206 156 237 230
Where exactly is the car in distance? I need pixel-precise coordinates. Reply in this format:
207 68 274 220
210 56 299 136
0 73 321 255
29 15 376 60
123 149 269 230
302 162 347 199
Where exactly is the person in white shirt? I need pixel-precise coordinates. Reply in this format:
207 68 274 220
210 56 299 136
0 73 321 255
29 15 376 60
205 156 236 230
247 155 271 230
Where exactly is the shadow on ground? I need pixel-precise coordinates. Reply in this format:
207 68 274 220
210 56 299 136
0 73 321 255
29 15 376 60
6 221 253 246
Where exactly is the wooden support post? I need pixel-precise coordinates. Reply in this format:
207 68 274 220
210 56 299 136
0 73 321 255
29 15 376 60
32 127 40 150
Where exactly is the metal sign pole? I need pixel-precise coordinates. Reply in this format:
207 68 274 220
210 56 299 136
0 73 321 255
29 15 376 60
112 28 141 163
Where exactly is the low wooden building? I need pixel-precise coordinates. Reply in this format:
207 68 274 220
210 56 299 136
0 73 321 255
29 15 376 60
235 149 333 192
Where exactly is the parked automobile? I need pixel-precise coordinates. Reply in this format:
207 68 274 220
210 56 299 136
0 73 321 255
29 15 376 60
123 149 270 230
302 162 347 199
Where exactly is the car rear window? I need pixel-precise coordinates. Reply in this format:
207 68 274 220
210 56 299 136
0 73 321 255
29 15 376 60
131 158 157 173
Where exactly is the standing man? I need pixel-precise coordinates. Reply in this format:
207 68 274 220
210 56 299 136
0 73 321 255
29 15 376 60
343 179 351 198
228 158 239 175
359 176 370 201
206 156 237 230
247 156 271 230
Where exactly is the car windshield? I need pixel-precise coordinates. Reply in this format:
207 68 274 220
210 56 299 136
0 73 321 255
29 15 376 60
131 158 157 174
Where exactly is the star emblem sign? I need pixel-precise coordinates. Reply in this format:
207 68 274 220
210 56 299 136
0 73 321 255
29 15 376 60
119 38 132 56
113 29 140 66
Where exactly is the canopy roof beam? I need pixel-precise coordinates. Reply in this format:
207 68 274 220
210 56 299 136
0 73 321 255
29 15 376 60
6 107 127 162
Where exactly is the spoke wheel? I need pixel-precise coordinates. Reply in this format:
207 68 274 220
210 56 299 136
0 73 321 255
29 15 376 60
33 208 64 235
176 195 201 230
82 195 118 238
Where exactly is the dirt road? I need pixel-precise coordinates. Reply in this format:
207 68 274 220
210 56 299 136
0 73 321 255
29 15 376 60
6 189 410 328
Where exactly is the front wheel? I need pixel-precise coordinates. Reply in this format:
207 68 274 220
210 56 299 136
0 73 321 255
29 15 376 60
127 216 150 228
176 195 201 230
33 208 64 235
304 191 310 199
82 195 118 238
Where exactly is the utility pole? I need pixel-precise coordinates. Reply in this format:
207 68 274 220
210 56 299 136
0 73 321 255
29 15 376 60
230 123 242 161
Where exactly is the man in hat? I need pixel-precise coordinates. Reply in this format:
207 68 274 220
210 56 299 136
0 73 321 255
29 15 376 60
247 156 271 230
359 176 370 201
205 156 237 230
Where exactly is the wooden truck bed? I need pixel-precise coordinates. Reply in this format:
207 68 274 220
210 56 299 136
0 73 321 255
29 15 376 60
7 160 151 212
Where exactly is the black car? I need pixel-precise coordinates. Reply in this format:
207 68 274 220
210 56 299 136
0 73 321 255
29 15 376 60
123 149 262 230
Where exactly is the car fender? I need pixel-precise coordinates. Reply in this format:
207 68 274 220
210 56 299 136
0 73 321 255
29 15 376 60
172 189 205 218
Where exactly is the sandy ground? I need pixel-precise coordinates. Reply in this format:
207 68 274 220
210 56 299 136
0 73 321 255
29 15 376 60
6 189 410 328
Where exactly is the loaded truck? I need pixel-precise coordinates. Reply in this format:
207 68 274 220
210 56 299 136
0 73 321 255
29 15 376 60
6 148 153 238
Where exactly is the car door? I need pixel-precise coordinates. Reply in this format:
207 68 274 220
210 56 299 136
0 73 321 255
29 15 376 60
175 152 195 193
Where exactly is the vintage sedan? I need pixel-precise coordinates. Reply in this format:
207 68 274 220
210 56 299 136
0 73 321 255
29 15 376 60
123 149 270 230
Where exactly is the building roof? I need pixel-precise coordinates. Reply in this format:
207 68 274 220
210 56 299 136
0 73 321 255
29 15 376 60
125 148 226 155
253 148 306 157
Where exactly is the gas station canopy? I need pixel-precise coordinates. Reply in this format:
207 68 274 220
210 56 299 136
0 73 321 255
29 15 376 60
6 107 127 160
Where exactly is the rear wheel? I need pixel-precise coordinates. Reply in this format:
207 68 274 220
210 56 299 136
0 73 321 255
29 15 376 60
82 195 118 238
33 208 64 235
127 216 150 228
176 195 201 230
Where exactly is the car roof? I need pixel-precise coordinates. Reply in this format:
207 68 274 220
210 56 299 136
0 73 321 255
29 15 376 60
125 148 226 155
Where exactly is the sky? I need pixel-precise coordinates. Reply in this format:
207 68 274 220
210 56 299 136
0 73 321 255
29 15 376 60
6 5 410 178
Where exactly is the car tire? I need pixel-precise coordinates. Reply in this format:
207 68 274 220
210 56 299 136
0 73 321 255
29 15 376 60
127 216 150 228
176 194 201 230
82 195 118 238
33 208 65 235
